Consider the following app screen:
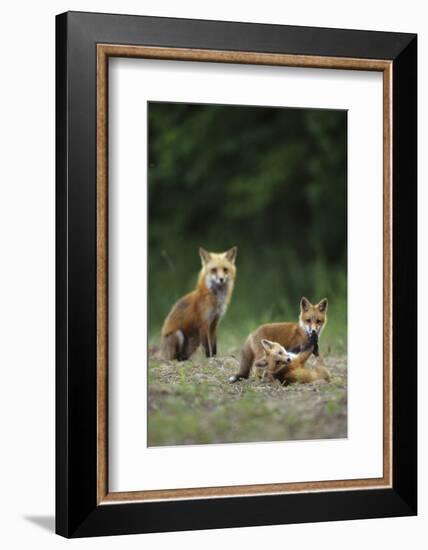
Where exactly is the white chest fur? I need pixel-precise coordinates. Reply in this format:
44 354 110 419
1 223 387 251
205 285 229 323
214 286 228 316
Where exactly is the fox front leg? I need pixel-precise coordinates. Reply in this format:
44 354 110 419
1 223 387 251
208 317 219 357
312 342 320 356
210 335 217 357
200 326 214 358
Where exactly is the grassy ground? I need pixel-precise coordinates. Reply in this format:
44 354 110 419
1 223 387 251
148 342 347 446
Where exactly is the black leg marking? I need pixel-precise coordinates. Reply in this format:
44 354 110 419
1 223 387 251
176 334 189 361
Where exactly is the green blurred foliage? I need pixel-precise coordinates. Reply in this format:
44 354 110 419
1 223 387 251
148 102 347 352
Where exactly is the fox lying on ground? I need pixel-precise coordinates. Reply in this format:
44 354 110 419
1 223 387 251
253 335 330 385
229 297 328 383
161 246 237 361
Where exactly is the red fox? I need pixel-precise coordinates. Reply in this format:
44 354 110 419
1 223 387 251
229 297 328 383
253 336 330 385
161 246 237 360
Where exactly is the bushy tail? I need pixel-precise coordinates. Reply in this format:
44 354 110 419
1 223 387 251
315 365 330 382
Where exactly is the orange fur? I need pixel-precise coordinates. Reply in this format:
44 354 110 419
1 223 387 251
161 247 237 360
229 297 328 382
254 339 330 385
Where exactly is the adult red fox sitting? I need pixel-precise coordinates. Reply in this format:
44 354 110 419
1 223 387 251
161 246 237 361
229 297 328 383
253 335 330 385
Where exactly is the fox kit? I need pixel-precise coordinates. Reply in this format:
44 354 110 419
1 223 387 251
229 296 328 382
254 336 330 385
161 246 237 361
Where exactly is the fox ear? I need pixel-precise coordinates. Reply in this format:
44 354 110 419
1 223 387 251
254 358 268 369
318 298 328 312
199 247 211 266
300 296 311 312
261 339 275 352
224 246 238 264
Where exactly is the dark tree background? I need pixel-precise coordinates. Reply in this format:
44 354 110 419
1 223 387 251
148 102 347 351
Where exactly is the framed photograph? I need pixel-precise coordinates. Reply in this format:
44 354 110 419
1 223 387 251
56 11 417 538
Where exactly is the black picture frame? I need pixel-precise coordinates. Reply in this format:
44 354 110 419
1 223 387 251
56 11 417 538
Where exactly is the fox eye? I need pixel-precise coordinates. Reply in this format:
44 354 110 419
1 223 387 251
223 268 228 274
306 319 311 323
316 319 321 324
278 350 284 355
211 268 217 274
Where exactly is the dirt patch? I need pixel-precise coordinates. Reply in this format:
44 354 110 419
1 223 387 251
147 349 347 446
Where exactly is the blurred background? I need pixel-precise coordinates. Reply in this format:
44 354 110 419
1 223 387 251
148 102 347 353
